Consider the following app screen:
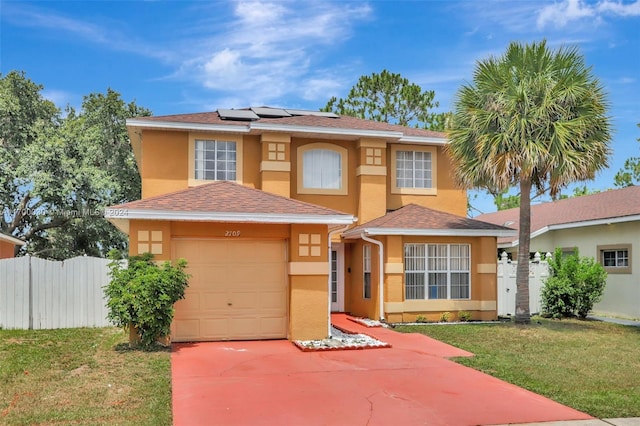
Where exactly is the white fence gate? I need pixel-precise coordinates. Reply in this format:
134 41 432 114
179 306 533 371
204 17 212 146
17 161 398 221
0 256 115 330
497 252 551 316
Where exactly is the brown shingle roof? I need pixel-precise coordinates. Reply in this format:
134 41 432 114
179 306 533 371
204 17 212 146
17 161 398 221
107 181 354 224
131 108 445 139
476 186 640 245
344 204 514 237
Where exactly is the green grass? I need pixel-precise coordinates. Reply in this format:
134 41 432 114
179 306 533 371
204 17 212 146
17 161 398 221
0 327 171 425
395 318 640 418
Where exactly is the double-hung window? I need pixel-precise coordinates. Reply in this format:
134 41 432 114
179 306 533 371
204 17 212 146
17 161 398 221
404 243 470 300
195 139 236 181
396 150 432 189
391 145 437 195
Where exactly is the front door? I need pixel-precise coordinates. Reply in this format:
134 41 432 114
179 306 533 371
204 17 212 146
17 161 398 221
330 243 345 312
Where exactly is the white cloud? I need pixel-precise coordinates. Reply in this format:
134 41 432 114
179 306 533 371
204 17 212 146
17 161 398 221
537 0 640 29
175 1 373 106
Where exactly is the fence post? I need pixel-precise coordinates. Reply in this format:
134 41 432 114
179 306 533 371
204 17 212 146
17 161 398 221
28 255 33 330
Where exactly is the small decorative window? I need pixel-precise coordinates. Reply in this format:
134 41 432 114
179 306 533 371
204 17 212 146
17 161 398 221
195 140 236 181
363 245 371 299
598 244 631 274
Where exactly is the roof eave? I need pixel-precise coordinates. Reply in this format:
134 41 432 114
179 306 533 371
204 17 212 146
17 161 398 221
126 119 250 133
249 122 403 139
105 208 356 225
0 233 25 246
343 227 517 239
501 214 640 248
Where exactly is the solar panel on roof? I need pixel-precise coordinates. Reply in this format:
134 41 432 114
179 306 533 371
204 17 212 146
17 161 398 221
250 107 291 118
217 109 260 121
285 109 339 118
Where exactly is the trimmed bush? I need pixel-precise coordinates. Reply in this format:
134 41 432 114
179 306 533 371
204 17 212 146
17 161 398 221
105 251 190 349
541 248 607 319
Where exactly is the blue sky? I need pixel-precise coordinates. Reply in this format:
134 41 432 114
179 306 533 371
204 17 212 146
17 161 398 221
2 0 639 214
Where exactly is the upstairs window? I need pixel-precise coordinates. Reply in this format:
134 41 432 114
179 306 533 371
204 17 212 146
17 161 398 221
391 145 437 195
297 143 348 195
303 149 341 189
396 150 432 189
195 140 236 181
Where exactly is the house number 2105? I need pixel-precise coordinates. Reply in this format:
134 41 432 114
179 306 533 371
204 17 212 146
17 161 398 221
225 230 241 237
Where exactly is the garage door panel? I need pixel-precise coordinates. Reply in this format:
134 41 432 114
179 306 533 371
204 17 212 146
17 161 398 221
172 239 288 342
201 291 230 311
173 319 200 340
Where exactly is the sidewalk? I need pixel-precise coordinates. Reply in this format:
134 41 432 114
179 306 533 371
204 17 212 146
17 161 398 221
504 419 640 426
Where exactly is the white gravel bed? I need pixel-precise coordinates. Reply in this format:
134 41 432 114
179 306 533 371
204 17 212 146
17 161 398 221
294 326 389 351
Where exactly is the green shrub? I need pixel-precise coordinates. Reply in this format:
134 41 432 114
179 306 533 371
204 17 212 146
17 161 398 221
105 251 190 349
415 315 428 323
542 248 607 319
458 311 472 322
439 311 451 322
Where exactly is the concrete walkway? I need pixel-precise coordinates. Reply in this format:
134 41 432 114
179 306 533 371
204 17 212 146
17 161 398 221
171 314 593 426
588 315 640 327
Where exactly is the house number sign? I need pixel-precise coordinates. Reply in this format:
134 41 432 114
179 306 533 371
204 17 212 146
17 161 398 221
225 230 241 237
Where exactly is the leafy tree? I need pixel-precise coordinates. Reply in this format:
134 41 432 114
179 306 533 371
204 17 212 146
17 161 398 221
0 71 150 259
446 40 611 324
321 69 449 131
614 123 640 187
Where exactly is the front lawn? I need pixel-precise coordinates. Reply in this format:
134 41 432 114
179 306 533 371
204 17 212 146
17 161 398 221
395 318 640 418
0 327 171 425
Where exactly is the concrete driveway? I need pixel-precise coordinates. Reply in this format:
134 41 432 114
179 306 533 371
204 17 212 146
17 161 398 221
171 314 592 426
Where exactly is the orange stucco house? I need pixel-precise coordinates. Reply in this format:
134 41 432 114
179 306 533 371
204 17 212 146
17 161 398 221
106 107 514 342
0 232 25 258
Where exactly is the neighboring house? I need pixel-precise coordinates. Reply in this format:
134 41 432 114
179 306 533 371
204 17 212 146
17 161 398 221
106 107 514 342
477 186 640 319
0 232 25 258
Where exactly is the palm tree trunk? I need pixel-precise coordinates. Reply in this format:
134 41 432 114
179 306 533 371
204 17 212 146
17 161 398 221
515 178 532 324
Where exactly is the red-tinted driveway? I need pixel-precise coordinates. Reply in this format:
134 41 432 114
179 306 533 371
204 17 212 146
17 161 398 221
171 314 592 426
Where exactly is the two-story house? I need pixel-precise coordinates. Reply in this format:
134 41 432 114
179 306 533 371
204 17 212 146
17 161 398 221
106 107 513 342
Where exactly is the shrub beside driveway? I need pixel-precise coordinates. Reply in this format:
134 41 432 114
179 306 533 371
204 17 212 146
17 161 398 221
396 318 640 418
0 327 171 425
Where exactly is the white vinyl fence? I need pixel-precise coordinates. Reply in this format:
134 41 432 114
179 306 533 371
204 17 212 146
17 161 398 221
0 255 116 330
497 251 551 317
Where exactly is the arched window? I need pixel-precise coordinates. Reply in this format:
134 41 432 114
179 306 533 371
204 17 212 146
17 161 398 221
297 144 348 195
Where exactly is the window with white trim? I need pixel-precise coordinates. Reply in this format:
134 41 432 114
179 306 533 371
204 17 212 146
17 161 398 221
195 139 236 181
404 243 470 300
598 244 631 274
363 245 371 299
297 143 348 195
396 150 432 189
303 149 341 189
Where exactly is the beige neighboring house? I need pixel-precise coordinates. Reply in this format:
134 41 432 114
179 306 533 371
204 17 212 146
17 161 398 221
477 186 640 319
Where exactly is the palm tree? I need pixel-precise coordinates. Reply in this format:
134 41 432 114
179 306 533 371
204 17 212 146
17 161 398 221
446 40 611 324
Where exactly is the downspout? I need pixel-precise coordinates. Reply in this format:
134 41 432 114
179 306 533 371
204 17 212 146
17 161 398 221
328 224 351 337
360 233 385 321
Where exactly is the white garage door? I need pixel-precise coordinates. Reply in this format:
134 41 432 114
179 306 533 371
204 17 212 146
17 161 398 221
171 239 288 342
